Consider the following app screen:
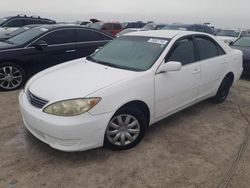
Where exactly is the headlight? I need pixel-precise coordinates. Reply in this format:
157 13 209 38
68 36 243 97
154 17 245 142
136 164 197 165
43 98 101 116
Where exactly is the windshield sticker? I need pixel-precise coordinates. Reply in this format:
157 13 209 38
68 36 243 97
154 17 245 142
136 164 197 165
148 38 168 45
40 28 49 32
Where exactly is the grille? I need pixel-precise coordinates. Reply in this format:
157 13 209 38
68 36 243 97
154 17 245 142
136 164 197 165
27 90 49 109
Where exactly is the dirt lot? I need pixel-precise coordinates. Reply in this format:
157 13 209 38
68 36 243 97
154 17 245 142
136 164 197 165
0 79 250 188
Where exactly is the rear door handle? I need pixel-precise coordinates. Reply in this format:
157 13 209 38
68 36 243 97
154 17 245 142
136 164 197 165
65 49 76 53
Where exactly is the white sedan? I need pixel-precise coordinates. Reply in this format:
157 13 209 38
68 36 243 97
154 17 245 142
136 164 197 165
19 30 243 152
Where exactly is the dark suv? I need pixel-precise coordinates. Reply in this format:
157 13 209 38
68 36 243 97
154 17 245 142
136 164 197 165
162 24 214 35
0 15 56 28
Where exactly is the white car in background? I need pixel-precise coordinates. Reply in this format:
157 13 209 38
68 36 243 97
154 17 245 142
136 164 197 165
19 30 243 152
216 29 248 44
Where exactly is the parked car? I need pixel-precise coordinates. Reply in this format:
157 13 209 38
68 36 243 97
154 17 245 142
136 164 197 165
90 22 122 36
216 29 248 44
19 30 243 152
161 24 214 35
0 25 114 91
116 28 147 37
230 36 250 76
123 21 146 29
0 15 55 35
142 23 167 30
0 24 40 42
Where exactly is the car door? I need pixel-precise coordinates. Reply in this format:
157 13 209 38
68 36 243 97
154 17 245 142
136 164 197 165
74 29 112 58
194 35 227 99
155 36 201 119
28 29 77 71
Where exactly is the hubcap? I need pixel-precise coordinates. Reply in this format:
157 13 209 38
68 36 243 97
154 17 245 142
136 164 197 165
0 66 23 90
106 114 140 146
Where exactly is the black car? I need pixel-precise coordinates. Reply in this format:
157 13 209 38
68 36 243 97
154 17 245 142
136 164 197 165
0 25 114 91
0 24 40 41
161 24 214 35
230 36 250 76
123 21 146 29
0 15 56 28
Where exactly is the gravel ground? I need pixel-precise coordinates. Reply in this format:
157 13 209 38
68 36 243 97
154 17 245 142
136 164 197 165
0 79 250 188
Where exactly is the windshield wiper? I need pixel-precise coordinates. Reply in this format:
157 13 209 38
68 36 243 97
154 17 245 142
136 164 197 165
86 56 143 71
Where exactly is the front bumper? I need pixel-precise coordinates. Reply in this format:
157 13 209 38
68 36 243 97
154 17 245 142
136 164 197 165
19 91 114 152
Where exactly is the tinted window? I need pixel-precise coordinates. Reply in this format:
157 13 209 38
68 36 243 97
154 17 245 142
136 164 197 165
113 24 122 30
24 19 40 25
4 19 25 27
166 38 195 65
196 36 220 60
76 29 110 42
41 29 76 45
102 23 112 30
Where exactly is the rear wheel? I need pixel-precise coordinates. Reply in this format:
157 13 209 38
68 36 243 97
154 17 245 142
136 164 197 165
104 107 147 150
213 76 232 103
0 63 26 91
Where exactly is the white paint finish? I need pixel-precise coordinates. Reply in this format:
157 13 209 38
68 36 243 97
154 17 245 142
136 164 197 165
19 30 243 152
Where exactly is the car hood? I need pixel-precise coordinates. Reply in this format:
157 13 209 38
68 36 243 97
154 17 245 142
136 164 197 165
231 46 250 60
27 58 138 102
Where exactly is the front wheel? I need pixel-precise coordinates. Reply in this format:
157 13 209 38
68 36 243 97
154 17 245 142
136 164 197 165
104 107 147 150
213 77 232 103
0 63 26 91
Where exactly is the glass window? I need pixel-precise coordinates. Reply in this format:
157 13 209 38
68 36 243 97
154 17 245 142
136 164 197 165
76 29 110 42
232 37 250 47
166 38 195 65
6 27 48 45
216 29 240 37
4 19 25 27
88 36 169 71
195 36 219 60
41 29 76 45
113 23 122 30
24 19 40 25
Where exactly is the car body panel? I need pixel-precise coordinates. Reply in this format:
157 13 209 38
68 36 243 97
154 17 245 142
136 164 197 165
19 30 243 152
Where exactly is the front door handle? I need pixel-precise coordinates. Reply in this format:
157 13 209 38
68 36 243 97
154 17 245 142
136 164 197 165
192 69 200 75
65 49 76 53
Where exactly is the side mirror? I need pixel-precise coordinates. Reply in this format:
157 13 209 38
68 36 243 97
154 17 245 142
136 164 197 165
34 40 48 50
159 61 182 73
229 41 234 46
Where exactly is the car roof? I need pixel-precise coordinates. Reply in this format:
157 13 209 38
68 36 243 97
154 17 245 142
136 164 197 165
125 30 200 39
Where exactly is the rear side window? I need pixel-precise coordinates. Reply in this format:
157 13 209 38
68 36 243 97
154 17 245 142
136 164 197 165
41 29 76 45
195 36 225 60
166 37 195 65
4 19 25 27
113 24 122 30
24 19 40 25
76 29 111 42
102 23 112 30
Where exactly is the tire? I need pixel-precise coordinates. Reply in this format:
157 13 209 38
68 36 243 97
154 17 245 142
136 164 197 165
213 76 232 103
0 63 26 91
104 107 147 150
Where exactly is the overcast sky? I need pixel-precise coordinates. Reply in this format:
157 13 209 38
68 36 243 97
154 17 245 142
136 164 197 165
1 0 249 28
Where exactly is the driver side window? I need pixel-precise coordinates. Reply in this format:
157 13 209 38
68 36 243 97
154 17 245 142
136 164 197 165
166 37 195 65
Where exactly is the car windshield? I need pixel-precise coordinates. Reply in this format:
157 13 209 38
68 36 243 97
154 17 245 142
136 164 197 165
143 24 156 30
87 36 169 71
7 26 32 37
5 27 48 45
0 18 8 25
216 30 240 37
232 37 250 47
